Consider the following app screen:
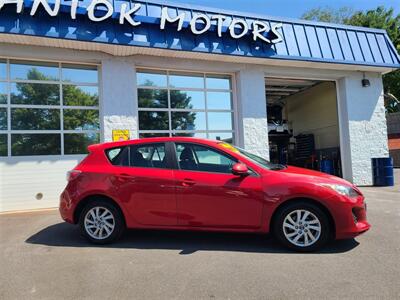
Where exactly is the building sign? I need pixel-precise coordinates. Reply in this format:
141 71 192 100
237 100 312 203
0 0 283 44
112 129 130 142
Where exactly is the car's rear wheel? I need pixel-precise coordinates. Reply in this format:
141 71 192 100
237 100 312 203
79 200 124 244
273 201 331 252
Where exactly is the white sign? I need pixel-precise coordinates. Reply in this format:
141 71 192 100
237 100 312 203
0 0 283 44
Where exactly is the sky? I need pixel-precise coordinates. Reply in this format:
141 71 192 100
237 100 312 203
167 0 400 20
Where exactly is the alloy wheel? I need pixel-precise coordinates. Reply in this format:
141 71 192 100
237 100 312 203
84 206 115 240
282 209 322 247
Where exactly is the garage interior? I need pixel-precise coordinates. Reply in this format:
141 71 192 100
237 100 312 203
265 77 342 177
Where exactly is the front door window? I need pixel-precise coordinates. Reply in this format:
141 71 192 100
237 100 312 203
176 143 236 173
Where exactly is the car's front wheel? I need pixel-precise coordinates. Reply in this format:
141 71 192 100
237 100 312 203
273 201 331 252
79 200 125 244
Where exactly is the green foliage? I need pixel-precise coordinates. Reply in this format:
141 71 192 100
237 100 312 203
10 68 100 155
346 7 399 53
138 80 196 132
302 6 400 112
301 7 355 24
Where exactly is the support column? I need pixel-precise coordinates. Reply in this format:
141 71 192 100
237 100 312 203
236 67 269 159
100 58 138 142
337 73 389 185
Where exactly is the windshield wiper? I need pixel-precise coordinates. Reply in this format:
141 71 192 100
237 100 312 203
270 164 287 170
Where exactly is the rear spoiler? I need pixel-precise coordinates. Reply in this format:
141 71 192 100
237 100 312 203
87 143 102 153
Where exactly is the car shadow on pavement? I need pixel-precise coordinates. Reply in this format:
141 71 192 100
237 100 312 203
25 222 359 255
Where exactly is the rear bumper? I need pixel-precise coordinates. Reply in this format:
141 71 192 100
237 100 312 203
59 190 75 224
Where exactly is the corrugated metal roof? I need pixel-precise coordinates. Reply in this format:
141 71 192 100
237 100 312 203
0 0 399 69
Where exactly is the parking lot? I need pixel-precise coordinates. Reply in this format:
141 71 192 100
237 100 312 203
1 171 399 299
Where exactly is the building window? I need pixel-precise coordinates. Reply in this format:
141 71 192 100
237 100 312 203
137 69 234 144
0 59 99 156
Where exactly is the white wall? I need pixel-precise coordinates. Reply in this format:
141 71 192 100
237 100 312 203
337 73 389 185
285 82 339 150
0 157 83 211
236 67 270 159
101 58 138 141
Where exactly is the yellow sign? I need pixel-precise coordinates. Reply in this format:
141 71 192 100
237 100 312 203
112 130 130 142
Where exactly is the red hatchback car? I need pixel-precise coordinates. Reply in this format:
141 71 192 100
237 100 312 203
60 137 370 251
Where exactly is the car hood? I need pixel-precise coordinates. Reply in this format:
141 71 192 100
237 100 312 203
276 165 354 187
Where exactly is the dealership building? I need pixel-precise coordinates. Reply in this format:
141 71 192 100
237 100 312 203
0 0 399 212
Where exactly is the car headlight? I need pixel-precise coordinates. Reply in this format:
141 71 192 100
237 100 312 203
320 184 360 197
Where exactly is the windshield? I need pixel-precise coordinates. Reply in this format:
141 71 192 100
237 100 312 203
218 143 286 170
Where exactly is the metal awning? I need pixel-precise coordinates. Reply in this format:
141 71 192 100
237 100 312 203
0 0 399 70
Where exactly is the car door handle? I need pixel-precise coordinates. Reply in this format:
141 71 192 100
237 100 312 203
117 173 135 182
119 173 131 177
181 178 196 187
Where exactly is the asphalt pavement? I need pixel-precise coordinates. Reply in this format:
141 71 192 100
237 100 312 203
1 171 399 299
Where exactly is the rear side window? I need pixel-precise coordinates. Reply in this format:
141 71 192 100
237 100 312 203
106 147 129 166
130 143 167 169
106 143 168 169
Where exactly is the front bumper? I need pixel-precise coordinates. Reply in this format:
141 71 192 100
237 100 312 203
335 196 371 239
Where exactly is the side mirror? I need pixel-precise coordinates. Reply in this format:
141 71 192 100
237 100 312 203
232 163 249 176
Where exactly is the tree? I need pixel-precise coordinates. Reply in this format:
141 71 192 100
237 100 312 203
301 7 354 24
302 6 400 112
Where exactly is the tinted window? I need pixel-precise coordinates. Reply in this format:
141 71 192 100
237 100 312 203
130 144 167 169
108 144 168 169
176 143 236 173
107 147 129 166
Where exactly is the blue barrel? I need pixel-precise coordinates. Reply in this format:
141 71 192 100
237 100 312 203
372 158 394 186
320 159 334 175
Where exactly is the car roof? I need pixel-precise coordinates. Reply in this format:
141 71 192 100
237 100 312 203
89 137 224 151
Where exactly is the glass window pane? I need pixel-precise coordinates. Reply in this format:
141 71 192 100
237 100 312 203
176 143 236 173
137 70 167 87
171 90 205 109
11 134 61 156
10 83 60 105
172 132 207 138
11 108 60 130
0 82 7 104
0 134 6 156
171 111 206 131
208 112 233 130
0 60 6 80
10 60 59 81
139 111 169 130
169 72 204 89
138 89 168 108
64 133 99 155
208 132 234 144
63 109 99 130
130 144 167 168
206 75 231 90
107 147 130 166
0 108 7 130
62 64 97 83
207 92 232 110
139 132 170 138
63 85 99 106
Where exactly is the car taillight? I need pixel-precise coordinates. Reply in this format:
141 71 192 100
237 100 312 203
67 170 82 182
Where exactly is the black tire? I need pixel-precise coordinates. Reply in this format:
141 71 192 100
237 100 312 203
273 201 331 252
79 199 125 244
